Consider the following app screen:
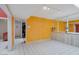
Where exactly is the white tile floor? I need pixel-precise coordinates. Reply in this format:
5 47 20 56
0 39 79 55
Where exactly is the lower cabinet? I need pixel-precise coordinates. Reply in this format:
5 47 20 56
54 32 79 47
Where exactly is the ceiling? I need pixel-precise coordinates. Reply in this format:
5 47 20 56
7 4 79 21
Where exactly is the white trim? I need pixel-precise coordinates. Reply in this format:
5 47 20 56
0 17 8 19
20 19 23 38
66 18 69 32
67 32 79 34
14 18 15 48
7 17 12 50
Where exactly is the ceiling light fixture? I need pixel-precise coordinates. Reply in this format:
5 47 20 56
43 6 50 10
43 6 48 10
47 8 50 10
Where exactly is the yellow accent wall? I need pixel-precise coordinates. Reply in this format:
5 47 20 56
59 21 66 32
50 20 58 32
69 24 74 32
26 16 53 43
26 16 66 43
69 20 79 23
51 20 66 32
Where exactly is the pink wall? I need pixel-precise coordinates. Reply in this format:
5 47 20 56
0 8 7 18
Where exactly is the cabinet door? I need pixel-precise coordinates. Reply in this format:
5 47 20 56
75 24 79 32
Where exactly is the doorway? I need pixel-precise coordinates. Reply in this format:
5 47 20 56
0 19 8 49
75 24 79 32
22 22 26 38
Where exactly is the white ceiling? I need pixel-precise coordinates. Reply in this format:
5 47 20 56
7 4 79 21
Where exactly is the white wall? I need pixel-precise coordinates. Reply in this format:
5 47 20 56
15 18 22 38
